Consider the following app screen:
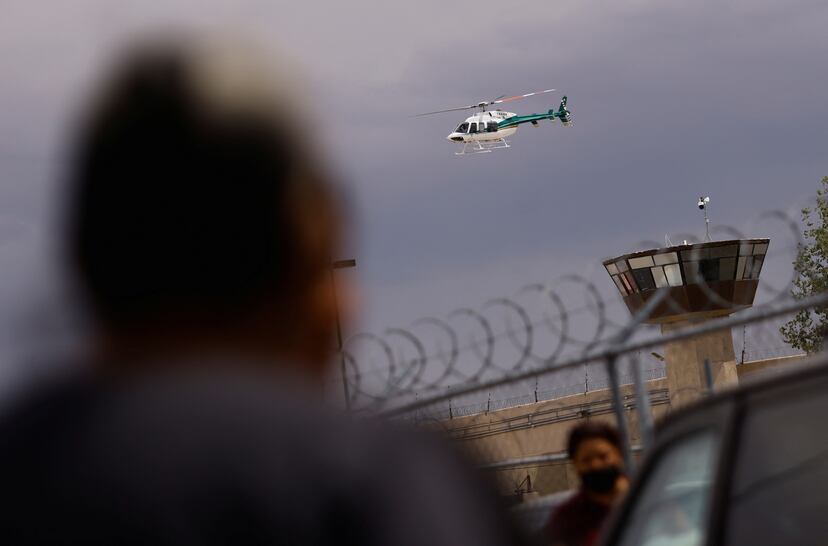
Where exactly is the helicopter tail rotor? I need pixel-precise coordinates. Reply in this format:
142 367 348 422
556 96 572 126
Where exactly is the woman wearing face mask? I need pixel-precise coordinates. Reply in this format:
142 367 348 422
545 422 629 546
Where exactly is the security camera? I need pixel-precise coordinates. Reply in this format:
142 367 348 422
698 200 705 210
697 196 710 209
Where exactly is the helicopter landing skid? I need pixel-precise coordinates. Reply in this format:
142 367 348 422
456 138 510 155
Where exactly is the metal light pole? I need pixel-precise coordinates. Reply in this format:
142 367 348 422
698 196 711 241
331 258 356 409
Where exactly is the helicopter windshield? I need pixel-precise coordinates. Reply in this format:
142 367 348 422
455 122 469 134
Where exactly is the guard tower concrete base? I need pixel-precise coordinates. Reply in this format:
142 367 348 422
661 319 739 408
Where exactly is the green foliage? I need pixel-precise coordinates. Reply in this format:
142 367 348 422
780 176 828 353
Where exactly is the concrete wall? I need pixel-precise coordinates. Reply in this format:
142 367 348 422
738 354 805 379
442 380 670 497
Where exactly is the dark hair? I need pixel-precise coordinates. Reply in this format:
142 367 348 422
567 422 622 459
66 44 335 329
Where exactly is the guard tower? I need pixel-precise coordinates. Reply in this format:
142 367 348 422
604 239 769 407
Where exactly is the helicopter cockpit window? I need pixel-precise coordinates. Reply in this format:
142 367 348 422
455 123 469 134
487 122 498 132
469 123 479 134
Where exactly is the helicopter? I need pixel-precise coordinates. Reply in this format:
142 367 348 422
415 88 571 155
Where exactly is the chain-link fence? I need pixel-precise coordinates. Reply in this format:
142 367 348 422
339 207 825 502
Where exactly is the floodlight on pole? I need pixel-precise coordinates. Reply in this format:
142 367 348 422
697 196 711 241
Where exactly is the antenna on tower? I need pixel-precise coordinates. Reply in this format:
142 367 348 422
697 196 711 242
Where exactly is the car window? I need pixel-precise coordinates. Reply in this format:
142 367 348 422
616 431 720 546
726 385 828 545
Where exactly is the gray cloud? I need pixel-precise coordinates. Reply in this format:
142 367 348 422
0 0 826 344
322 0 828 329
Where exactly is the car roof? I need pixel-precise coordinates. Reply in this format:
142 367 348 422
599 351 828 546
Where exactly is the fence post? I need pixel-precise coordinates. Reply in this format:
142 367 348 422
631 355 654 450
600 288 670 470
703 359 714 392
740 325 747 364
606 354 634 471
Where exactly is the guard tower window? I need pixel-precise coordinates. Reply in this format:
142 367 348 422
698 259 720 282
455 123 469 133
632 268 657 291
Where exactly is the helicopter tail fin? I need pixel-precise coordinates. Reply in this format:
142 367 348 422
556 96 572 126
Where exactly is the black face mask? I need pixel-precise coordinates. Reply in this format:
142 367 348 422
580 466 621 494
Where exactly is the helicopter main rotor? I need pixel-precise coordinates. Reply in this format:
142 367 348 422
414 88 556 117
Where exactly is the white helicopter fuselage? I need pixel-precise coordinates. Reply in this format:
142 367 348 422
446 110 518 143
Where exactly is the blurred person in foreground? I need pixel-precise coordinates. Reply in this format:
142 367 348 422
0 39 524 545
545 422 629 546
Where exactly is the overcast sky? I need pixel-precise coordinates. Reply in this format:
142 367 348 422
1 0 827 388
